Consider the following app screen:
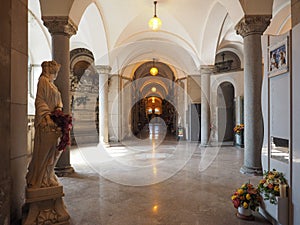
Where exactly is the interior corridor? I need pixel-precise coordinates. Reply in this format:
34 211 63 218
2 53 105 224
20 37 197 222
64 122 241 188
59 122 271 225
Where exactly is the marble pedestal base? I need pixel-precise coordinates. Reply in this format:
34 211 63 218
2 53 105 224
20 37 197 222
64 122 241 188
55 166 74 177
22 186 70 225
240 165 262 176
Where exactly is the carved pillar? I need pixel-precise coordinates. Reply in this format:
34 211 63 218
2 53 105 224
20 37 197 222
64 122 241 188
43 16 77 176
96 65 111 147
292 0 300 27
1 0 28 223
200 65 214 146
235 15 271 175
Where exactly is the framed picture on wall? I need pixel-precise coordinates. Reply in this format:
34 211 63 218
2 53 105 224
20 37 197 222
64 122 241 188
268 37 289 77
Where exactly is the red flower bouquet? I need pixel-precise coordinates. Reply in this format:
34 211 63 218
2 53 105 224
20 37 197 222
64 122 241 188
50 109 72 151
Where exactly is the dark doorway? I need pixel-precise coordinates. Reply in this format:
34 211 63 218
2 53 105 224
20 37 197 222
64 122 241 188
217 82 235 142
189 104 201 141
130 98 177 140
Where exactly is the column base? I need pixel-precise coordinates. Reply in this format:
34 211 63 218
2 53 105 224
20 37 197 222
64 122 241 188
22 186 70 225
200 141 211 147
54 166 74 177
100 142 110 148
240 165 262 176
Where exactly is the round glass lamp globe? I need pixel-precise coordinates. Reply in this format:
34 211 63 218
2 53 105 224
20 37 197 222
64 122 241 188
148 16 162 31
150 67 158 76
151 87 156 92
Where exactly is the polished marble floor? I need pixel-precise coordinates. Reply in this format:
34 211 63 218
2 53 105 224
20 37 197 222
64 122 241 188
59 122 271 225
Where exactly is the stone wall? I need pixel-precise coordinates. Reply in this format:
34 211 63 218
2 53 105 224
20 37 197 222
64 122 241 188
108 75 121 142
0 0 28 224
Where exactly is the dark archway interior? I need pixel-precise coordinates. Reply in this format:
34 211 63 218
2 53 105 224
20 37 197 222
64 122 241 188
131 98 177 140
130 60 177 140
217 82 235 142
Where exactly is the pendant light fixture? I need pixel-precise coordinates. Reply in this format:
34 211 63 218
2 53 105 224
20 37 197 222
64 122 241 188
148 1 162 31
150 58 158 76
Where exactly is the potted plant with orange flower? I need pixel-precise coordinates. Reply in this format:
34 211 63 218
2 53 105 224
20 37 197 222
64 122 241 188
233 124 244 135
258 169 288 225
258 169 287 204
234 124 244 147
231 182 262 220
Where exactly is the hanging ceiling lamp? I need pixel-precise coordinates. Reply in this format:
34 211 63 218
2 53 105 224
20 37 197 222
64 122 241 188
150 58 158 76
151 87 157 92
152 97 155 103
148 1 162 31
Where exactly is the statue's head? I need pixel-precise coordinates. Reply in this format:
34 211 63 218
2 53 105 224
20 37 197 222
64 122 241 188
41 60 61 75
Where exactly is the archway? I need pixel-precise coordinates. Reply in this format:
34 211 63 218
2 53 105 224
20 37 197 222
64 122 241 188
217 82 235 142
70 48 99 145
130 97 177 140
130 61 177 140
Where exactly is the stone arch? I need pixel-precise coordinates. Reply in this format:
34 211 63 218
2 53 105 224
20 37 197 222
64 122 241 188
69 48 99 145
214 51 241 73
130 61 177 138
216 81 235 142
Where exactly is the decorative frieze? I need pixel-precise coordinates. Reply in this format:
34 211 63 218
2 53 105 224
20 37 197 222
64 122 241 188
70 48 94 62
96 65 112 75
22 186 70 225
235 15 272 37
42 16 77 37
200 65 215 75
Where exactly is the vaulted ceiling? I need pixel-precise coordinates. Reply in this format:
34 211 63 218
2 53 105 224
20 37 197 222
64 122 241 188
30 0 291 80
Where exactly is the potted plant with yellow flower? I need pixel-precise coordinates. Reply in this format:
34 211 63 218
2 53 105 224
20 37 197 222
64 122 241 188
233 124 244 147
231 182 262 220
258 169 288 225
258 169 287 204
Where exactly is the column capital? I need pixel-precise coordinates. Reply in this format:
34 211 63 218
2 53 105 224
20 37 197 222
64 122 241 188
96 65 112 74
200 65 215 75
42 16 77 37
235 15 272 38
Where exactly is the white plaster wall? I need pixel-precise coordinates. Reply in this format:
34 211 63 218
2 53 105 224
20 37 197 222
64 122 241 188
292 23 300 225
210 71 244 141
262 35 269 150
28 2 52 115
186 76 201 141
176 80 185 134
121 79 132 140
108 75 120 142
262 31 296 224
261 35 269 171
269 75 289 139
187 75 201 103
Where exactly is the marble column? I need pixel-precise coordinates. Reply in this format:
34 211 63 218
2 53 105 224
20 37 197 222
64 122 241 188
200 65 214 146
96 65 111 147
235 15 271 175
43 16 77 176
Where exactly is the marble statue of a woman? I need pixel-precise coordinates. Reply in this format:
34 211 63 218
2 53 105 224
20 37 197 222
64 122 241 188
26 60 63 188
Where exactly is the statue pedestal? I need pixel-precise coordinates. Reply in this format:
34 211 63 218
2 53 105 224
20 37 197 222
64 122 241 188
22 186 70 225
